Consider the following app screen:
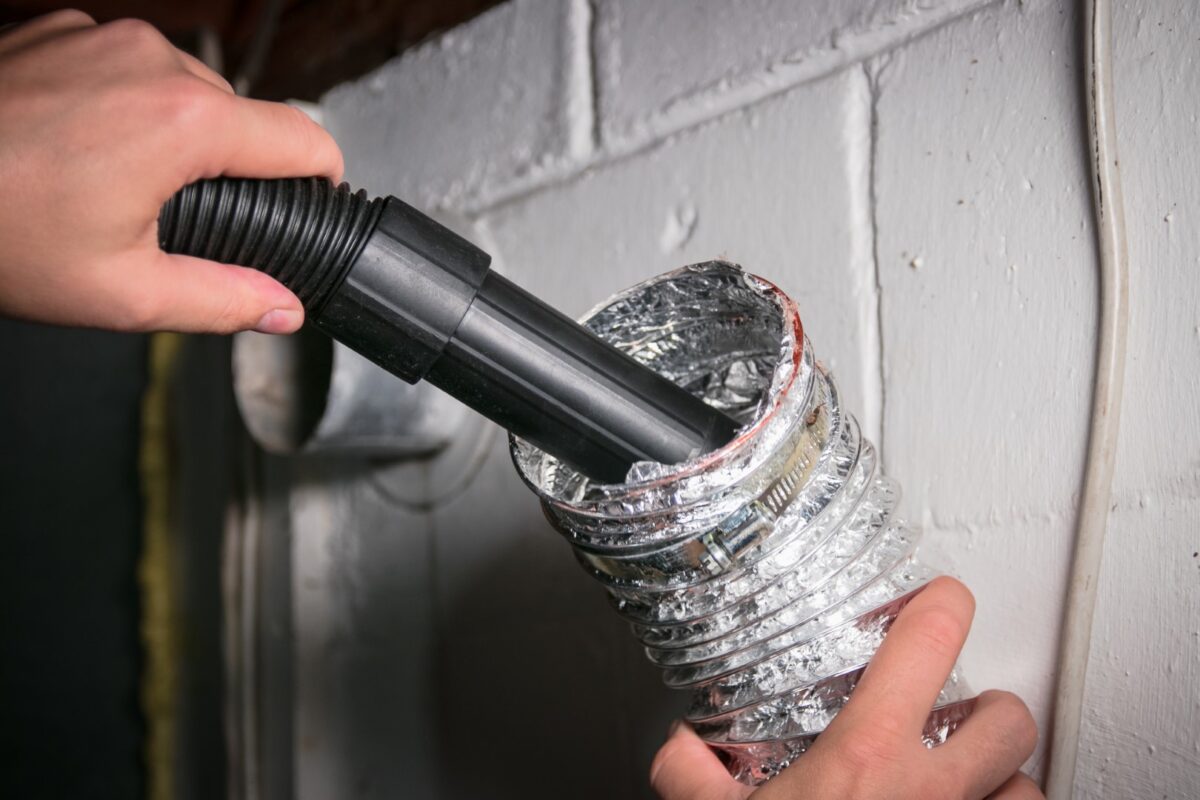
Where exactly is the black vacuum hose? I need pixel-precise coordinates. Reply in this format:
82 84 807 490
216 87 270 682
159 177 739 483
158 177 383 312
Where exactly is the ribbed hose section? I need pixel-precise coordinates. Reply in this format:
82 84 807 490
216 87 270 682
511 263 976 785
158 177 384 314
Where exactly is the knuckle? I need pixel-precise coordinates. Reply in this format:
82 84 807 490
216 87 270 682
160 76 223 128
41 8 96 27
991 691 1039 755
283 102 313 126
283 104 321 144
993 772 1043 800
209 71 235 94
1013 773 1045 799
102 18 168 51
328 145 346 179
282 104 342 173
647 736 687 796
647 744 672 786
906 604 969 661
208 292 248 333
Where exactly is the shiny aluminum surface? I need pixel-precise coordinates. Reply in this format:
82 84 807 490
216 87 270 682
511 261 972 784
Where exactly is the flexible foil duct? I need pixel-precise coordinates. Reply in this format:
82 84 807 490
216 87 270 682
510 261 975 785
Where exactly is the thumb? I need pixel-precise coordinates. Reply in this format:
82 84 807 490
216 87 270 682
138 251 304 334
649 722 752 800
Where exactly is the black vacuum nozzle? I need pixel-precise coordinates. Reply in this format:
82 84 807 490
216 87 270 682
159 177 739 483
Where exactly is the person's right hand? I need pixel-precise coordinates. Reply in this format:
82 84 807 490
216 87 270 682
0 10 343 335
651 577 1043 799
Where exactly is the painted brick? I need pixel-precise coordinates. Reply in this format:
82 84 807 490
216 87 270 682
592 0 993 149
1077 496 1200 799
873 0 1096 525
1105 0 1200 497
291 462 439 799
322 0 582 213
1075 1 1200 796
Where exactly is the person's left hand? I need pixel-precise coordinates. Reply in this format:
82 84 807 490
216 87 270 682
649 577 1042 800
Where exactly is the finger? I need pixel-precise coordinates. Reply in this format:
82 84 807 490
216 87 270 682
988 771 1044 800
194 95 344 183
649 722 752 800
0 9 96 55
935 691 1038 799
128 251 304 334
176 49 234 94
834 577 975 737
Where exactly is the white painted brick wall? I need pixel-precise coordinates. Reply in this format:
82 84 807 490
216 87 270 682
289 0 1200 797
591 0 993 148
870 6 1097 778
321 0 587 213
1077 2 1200 796
290 463 441 797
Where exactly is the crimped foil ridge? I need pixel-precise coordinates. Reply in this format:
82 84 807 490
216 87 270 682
508 261 972 786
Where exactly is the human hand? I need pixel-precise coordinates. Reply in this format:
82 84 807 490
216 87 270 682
0 10 343 334
650 577 1043 800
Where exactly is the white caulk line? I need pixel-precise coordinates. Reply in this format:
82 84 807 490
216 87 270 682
845 62 885 459
564 0 597 161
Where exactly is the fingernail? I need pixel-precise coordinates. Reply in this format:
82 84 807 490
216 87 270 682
253 308 303 334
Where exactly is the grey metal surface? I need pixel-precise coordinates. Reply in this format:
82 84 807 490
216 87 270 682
232 329 467 456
